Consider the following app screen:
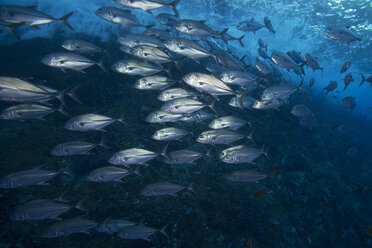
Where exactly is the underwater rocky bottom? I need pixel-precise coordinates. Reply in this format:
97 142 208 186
0 35 371 248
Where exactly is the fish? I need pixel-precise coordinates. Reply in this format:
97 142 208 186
42 217 97 238
161 98 215 114
237 18 265 34
152 127 188 141
65 113 125 132
309 78 315 88
209 115 248 131
11 199 83 221
0 167 62 188
109 148 158 166
252 98 286 111
141 182 194 196
263 16 275 34
257 47 270 60
157 87 197 102
95 7 151 29
163 149 203 164
145 110 184 123
50 138 107 156
299 116 318 129
112 59 165 76
114 0 180 16
323 81 337 94
214 51 246 70
197 129 254 145
220 70 258 87
343 72 354 91
117 224 168 241
95 219 136 234
0 103 66 121
227 169 268 182
261 79 303 101
250 189 268 198
220 145 268 164
180 109 214 123
359 74 372 87
270 51 304 73
291 104 313 118
256 57 273 75
341 96 356 110
61 39 105 54
41 52 107 73
205 62 229 75
164 37 213 60
258 39 267 50
175 19 228 42
286 50 305 64
303 53 323 72
135 75 176 90
340 61 351 74
228 95 255 109
324 26 362 45
183 72 235 96
130 45 173 64
156 13 178 26
86 166 134 182
118 33 164 48
0 5 73 39
0 77 79 105
223 33 245 47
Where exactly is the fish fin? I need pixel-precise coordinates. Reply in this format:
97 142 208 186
174 56 185 72
142 238 152 242
169 0 180 17
27 5 38 9
117 112 129 126
37 181 49 186
133 166 143 178
205 146 214 158
57 104 69 116
50 216 63 221
0 23 22 41
209 100 218 114
160 143 169 160
145 10 153 15
96 56 108 73
66 83 82 104
220 28 229 44
58 12 74 30
37 117 47 121
60 68 67 73
238 34 245 47
62 165 74 177
160 224 169 239
98 136 110 149
80 230 90 234
188 182 195 193
359 73 365 86
247 129 256 146
262 144 270 160
75 197 88 212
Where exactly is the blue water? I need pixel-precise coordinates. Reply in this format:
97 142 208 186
0 0 371 247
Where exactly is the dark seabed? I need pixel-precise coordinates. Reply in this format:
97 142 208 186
0 1 372 247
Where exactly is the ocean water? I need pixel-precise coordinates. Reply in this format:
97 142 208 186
0 0 371 247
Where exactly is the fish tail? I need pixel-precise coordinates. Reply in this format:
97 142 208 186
75 197 88 212
58 12 74 30
96 56 108 73
297 78 305 93
209 100 218 114
117 112 129 126
205 146 214 158
62 164 74 177
98 136 110 149
133 166 143 178
174 56 185 72
187 182 195 193
160 224 169 239
238 34 245 47
247 129 256 146
220 28 229 44
262 144 270 160
0 23 22 41
169 0 180 17
299 63 306 75
67 83 82 104
57 104 69 116
359 73 365 87
160 143 169 160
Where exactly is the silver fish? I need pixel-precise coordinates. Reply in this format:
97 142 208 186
64 113 124 132
161 98 214 114
62 39 104 54
223 33 245 47
0 103 65 121
220 70 257 87
112 59 165 76
324 26 362 45
145 110 184 123
197 129 253 145
95 219 136 234
209 115 247 131
286 50 304 64
324 81 337 94
163 149 203 164
237 18 265 34
252 98 285 111
180 109 214 123
156 13 178 26
143 28 172 40
130 45 173 63
114 0 180 16
228 95 255 109
141 182 193 196
42 217 97 238
227 169 267 183
152 127 188 141
214 51 245 70
291 104 312 117
109 148 158 166
118 33 163 48
157 87 196 102
164 37 213 60
263 16 275 34
261 79 303 101
135 75 176 90
220 145 268 164
183 72 235 96
256 57 273 75
86 166 132 182
340 61 351 74
270 51 304 72
41 52 106 73
175 19 228 42
11 199 80 221
304 53 323 72
95 7 148 29
343 72 354 91
0 167 61 189
117 224 168 241
50 138 107 156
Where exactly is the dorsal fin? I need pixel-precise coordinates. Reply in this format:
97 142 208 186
27 5 37 9
199 20 206 24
